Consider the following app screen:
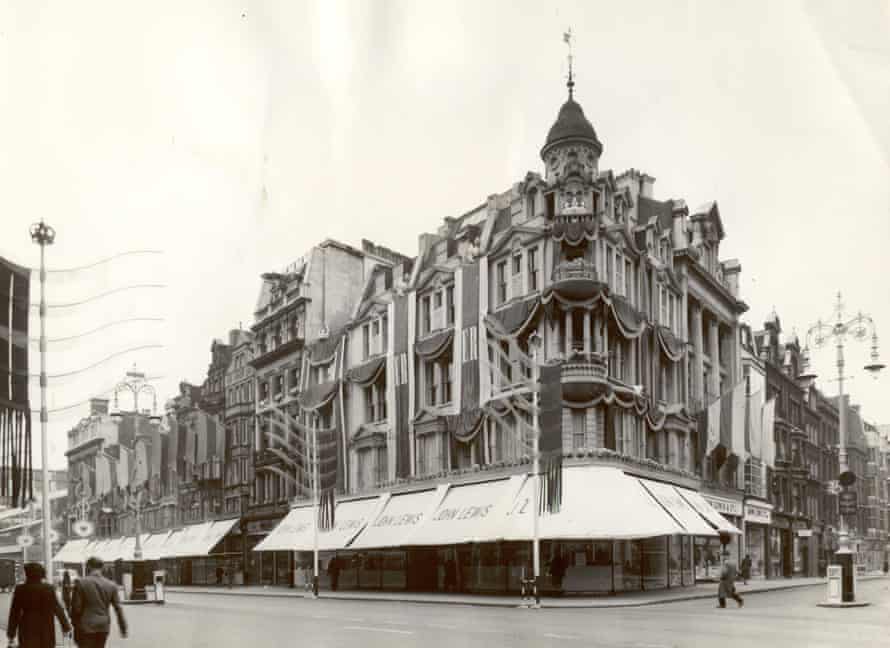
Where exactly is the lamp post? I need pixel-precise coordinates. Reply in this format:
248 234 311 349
802 292 884 603
528 331 543 608
29 220 55 575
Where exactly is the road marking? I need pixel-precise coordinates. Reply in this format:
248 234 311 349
543 633 579 640
344 626 414 635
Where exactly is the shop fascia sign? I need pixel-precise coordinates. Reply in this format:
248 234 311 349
702 495 743 517
744 501 772 525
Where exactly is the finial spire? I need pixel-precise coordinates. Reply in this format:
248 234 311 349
563 28 574 98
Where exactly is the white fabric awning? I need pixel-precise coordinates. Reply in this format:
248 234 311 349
109 535 151 562
504 466 687 540
677 489 742 535
162 519 237 558
54 538 92 564
158 529 187 559
253 506 313 552
140 531 173 560
637 479 719 537
254 496 387 552
348 486 448 550
407 477 526 546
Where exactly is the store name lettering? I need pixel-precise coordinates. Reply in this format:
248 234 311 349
432 504 493 522
374 513 423 528
704 497 742 516
744 505 771 524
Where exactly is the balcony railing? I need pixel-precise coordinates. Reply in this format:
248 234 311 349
552 259 599 285
561 351 608 382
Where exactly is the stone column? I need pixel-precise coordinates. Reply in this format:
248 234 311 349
691 302 704 404
549 315 559 360
583 309 591 354
565 309 573 353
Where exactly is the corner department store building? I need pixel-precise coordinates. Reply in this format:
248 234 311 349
55 76 757 594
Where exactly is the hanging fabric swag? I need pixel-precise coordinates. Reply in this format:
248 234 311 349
1 256 33 508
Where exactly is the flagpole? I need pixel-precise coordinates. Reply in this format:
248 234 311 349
312 416 319 598
530 334 541 608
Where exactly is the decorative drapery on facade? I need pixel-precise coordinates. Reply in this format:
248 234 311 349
655 324 686 362
445 408 486 443
484 294 542 340
297 380 339 411
345 356 386 387
414 328 454 361
551 217 598 246
308 333 341 367
0 256 32 508
541 289 647 340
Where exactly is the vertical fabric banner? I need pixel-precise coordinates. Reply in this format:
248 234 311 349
761 398 776 469
0 256 32 508
730 381 746 461
393 294 411 478
538 363 563 454
706 396 721 457
538 362 564 514
460 261 480 408
748 389 764 461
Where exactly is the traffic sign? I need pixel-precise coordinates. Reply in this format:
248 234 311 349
839 489 858 515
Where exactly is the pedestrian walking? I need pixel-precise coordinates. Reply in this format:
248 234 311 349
717 560 743 608
215 565 224 586
6 562 72 648
70 557 128 648
740 554 752 585
62 572 75 619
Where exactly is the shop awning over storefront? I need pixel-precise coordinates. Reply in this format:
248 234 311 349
253 506 313 552
163 519 238 558
348 486 448 550
0 544 23 556
158 529 187 559
53 538 93 564
637 479 718 537
678 489 742 535
407 477 526 546
505 466 687 540
88 538 124 562
140 531 173 561
106 535 150 562
254 496 388 552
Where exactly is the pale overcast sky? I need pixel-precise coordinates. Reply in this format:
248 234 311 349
1 0 888 469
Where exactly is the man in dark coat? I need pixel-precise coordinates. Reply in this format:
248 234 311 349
71 557 128 648
6 562 72 648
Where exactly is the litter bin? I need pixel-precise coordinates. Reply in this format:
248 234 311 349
153 570 166 604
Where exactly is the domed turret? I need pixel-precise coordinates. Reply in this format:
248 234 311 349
540 59 603 183
541 96 602 160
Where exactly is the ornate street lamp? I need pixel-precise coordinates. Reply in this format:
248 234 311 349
29 220 56 575
111 366 159 418
803 292 884 603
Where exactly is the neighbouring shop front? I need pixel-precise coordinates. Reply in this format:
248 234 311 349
694 492 743 579
743 499 772 580
255 466 741 596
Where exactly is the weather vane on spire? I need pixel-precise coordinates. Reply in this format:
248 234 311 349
563 28 574 98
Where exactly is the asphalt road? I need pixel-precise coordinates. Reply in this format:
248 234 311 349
1 580 888 648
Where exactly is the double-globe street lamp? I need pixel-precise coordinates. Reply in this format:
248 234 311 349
801 292 884 603
111 368 160 561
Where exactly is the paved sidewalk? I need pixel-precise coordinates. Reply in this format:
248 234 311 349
166 573 887 608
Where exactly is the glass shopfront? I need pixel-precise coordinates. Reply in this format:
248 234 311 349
745 526 767 579
769 528 784 578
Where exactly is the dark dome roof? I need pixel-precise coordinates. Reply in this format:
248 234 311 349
541 97 603 158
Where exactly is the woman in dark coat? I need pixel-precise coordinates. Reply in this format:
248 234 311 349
6 562 72 648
